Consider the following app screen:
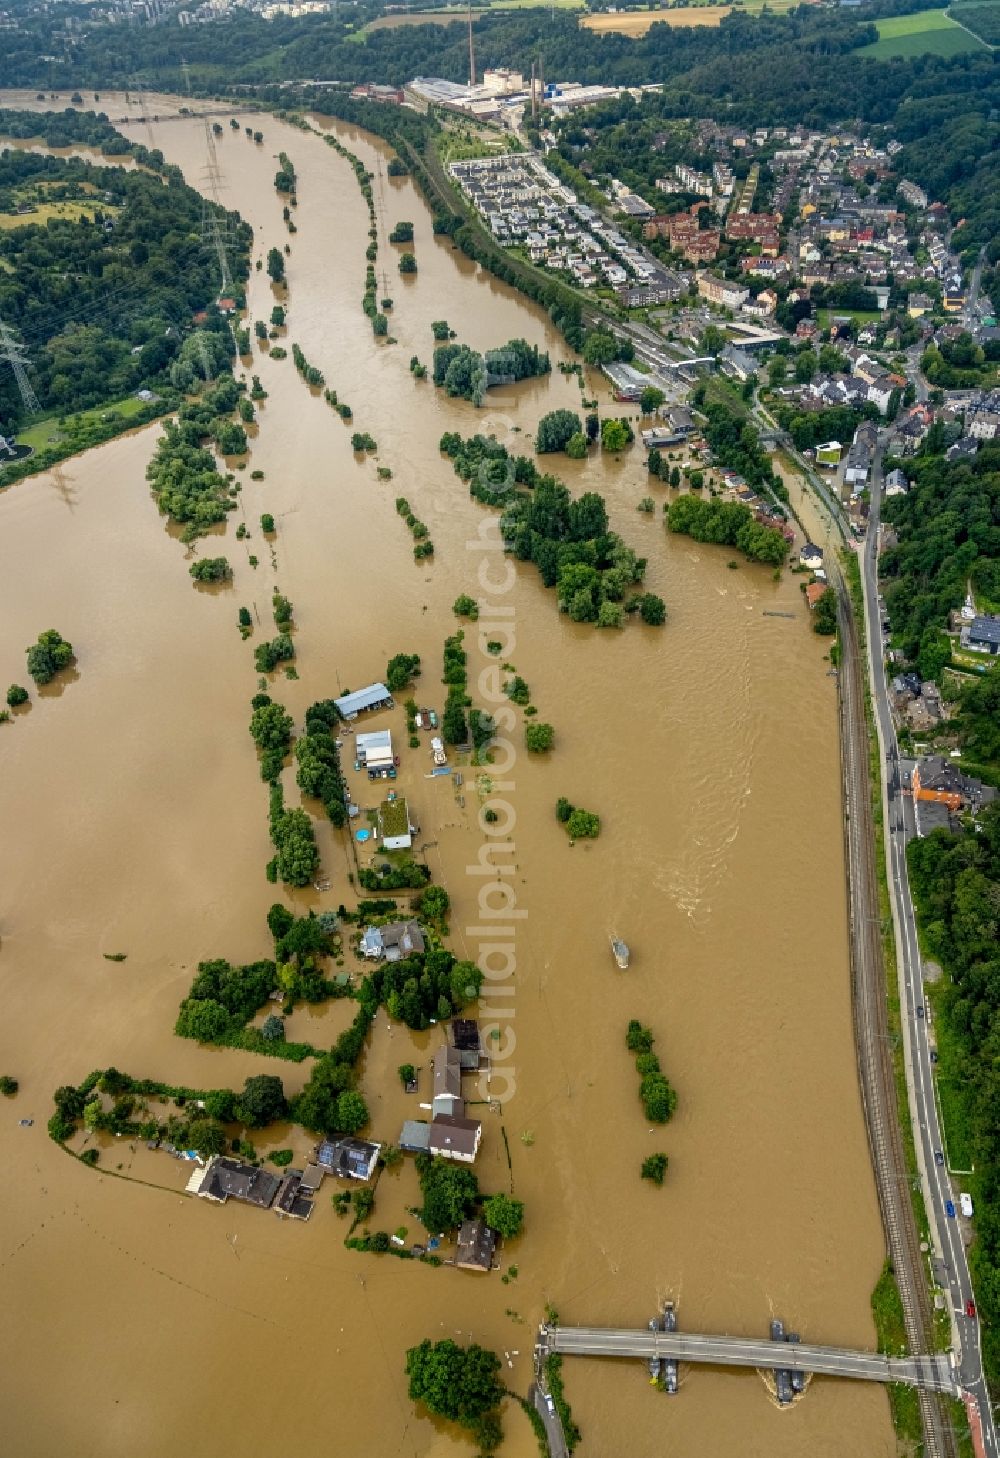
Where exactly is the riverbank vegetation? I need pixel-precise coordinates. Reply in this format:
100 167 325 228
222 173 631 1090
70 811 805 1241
666 495 789 566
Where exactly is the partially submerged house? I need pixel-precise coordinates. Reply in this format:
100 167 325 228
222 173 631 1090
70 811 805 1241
315 1137 381 1181
378 795 413 849
360 919 425 962
432 1044 464 1119
456 1219 498 1273
428 1115 483 1164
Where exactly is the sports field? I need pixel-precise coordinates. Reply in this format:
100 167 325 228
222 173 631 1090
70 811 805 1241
859 7 987 58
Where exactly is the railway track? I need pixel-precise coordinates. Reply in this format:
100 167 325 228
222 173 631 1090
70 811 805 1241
835 578 957 1458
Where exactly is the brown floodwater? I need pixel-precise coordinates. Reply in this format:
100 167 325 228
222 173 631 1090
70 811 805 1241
0 93 895 1458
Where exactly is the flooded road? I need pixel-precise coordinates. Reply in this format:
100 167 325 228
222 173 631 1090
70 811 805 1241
0 93 895 1458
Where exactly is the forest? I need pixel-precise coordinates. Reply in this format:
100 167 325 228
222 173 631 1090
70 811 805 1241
908 805 1000 1387
0 109 251 432
880 445 1000 675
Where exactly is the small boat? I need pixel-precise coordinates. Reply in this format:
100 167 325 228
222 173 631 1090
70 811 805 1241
610 937 630 970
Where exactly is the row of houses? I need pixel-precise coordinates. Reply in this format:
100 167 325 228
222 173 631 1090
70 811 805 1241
187 1134 384 1221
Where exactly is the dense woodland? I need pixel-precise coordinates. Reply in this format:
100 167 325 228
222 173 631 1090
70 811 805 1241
0 109 250 431
909 807 1000 1384
881 446 1000 682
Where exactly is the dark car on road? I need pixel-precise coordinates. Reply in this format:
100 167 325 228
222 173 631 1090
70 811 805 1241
935 1151 945 1166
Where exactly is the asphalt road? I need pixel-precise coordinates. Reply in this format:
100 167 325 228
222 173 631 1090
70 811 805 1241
864 444 997 1455
545 1327 958 1392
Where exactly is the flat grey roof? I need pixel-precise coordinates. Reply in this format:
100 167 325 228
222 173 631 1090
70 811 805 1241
334 682 392 717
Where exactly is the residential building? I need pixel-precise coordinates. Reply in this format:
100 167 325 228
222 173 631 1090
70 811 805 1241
400 1119 431 1153
192 1157 281 1209
432 1044 464 1119
884 467 909 496
966 614 1000 656
816 440 842 467
360 918 425 961
316 1137 381 1181
456 1219 497 1273
451 1018 485 1072
379 794 412 849
697 273 750 310
799 543 824 570
912 757 996 815
428 1114 483 1163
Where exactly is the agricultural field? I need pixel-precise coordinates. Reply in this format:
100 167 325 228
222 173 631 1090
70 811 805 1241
859 7 988 58
949 1 1000 46
581 7 731 32
364 0 582 31
580 0 810 34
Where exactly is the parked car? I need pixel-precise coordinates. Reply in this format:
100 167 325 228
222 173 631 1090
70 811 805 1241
946 1200 956 1218
935 1151 945 1166
966 1299 977 1320
930 1049 939 1063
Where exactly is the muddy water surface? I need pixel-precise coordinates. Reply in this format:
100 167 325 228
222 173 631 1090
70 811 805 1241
0 94 894 1458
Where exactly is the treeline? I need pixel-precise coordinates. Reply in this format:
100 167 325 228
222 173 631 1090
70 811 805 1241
666 495 789 566
0 134 250 431
881 445 1000 677
908 805 1000 1387
440 431 664 627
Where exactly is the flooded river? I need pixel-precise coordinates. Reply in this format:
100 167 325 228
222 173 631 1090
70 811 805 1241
0 93 895 1458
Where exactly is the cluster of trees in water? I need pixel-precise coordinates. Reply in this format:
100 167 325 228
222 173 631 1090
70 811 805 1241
0 113 250 433
439 432 664 627
432 337 549 407
881 444 1000 687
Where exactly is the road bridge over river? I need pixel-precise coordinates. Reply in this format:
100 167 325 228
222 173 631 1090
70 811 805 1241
538 1325 960 1396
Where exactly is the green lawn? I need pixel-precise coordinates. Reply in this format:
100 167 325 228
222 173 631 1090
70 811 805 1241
817 308 882 329
860 8 987 58
17 394 151 450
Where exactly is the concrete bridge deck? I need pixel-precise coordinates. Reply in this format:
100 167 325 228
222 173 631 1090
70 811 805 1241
540 1326 959 1395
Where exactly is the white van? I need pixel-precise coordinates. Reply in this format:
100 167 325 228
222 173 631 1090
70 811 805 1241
960 1192 974 1219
